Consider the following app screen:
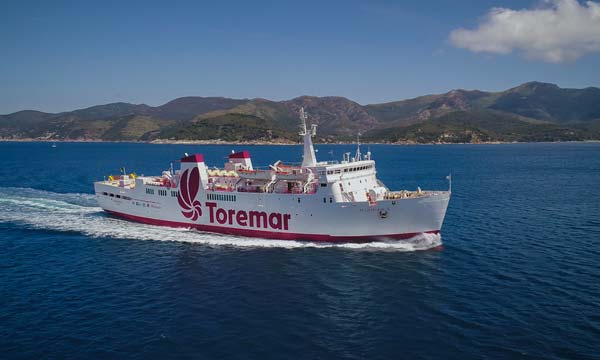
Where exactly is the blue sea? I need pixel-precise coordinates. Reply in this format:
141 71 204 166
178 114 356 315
1 141 599 359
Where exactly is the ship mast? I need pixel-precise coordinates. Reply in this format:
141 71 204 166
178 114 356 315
355 132 362 162
299 107 317 167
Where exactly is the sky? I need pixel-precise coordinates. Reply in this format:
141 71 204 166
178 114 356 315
1 0 599 114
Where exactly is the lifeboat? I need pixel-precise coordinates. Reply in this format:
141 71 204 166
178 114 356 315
275 169 313 182
272 162 313 181
238 169 275 181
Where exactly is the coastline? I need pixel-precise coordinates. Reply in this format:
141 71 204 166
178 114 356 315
1 138 599 146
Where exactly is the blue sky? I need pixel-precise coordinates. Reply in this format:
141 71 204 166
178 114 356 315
1 0 599 114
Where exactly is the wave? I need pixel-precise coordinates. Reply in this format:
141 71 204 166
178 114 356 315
0 187 442 251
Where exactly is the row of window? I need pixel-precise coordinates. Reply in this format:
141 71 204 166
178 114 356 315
207 193 237 202
343 165 373 173
101 192 132 200
145 188 179 197
326 164 373 175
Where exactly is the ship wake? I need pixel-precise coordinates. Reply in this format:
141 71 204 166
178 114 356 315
0 187 442 251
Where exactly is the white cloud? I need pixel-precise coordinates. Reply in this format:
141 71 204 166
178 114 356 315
449 0 600 63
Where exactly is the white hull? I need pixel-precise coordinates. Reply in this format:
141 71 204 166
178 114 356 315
95 182 450 242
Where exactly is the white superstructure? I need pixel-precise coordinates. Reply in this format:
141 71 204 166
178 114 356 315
94 108 451 242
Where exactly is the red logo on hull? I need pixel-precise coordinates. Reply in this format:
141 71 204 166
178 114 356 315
177 167 202 221
177 167 292 230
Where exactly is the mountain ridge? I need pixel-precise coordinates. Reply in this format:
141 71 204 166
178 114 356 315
2 82 599 143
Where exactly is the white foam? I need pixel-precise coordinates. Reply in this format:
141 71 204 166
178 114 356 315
0 187 442 251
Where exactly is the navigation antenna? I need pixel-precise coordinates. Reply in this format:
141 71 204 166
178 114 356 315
355 132 362 162
300 107 308 134
299 107 317 167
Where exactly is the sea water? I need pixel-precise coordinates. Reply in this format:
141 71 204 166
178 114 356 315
1 142 598 359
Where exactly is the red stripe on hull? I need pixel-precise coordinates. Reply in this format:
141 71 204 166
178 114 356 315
104 210 439 243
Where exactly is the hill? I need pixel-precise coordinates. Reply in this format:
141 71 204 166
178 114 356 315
159 113 295 142
363 111 593 143
1 82 599 143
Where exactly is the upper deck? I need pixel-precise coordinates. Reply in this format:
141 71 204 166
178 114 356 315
96 108 449 204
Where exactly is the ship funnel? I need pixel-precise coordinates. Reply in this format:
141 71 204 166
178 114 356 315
180 153 209 188
228 151 253 170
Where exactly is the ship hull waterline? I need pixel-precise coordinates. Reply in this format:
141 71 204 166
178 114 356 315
104 209 442 243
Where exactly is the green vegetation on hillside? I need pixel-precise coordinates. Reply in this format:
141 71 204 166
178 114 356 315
102 116 175 141
1 82 599 143
160 114 296 142
364 111 596 143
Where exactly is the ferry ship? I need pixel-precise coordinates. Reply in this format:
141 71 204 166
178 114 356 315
94 108 451 242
